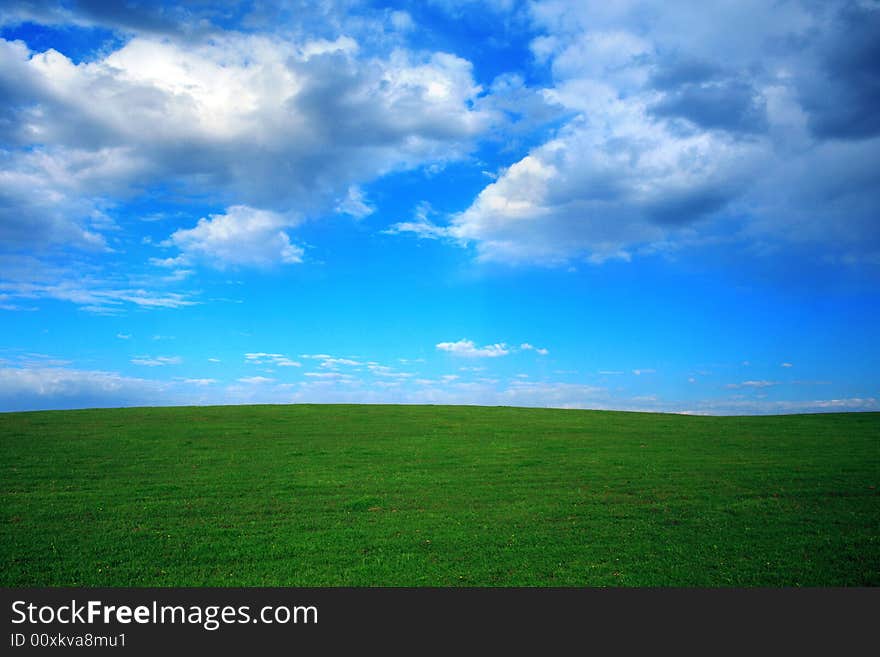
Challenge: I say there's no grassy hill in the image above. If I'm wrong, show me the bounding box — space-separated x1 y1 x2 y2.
1 404 877 586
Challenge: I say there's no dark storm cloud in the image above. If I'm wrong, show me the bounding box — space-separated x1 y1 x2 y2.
646 187 734 226
798 3 880 140
649 77 768 135
72 0 183 34
0 0 205 35
649 56 720 89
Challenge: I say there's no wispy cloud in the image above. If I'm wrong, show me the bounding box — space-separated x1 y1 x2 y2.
244 353 302 367
305 372 352 380
237 376 275 385
384 203 453 240
725 380 780 389
131 356 181 367
0 279 197 314
367 364 414 379
436 339 510 358
320 358 362 368
0 366 167 411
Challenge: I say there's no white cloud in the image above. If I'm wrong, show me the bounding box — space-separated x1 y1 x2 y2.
149 256 188 269
520 343 549 355
0 32 492 262
7 353 71 368
293 354 366 372
237 376 275 384
367 364 413 378
116 333 131 340
2 364 874 416
166 206 304 269
399 0 880 267
384 202 452 240
781 362 793 368
335 186 374 219
389 10 415 32
0 255 198 313
632 369 656 376
384 218 451 240
725 380 780 389
320 357 362 368
689 397 879 415
436 339 510 358
304 372 356 382
438 3 769 265
131 355 181 367
450 108 758 264
0 366 166 411
245 352 302 367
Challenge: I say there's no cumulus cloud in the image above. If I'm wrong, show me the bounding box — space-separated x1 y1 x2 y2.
0 32 490 209
164 206 303 269
0 27 493 279
520 343 549 355
449 100 759 264
436 339 510 357
422 0 880 267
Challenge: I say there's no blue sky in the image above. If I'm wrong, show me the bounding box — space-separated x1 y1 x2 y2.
0 0 878 414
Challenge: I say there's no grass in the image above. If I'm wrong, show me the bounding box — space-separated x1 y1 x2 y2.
1 404 878 587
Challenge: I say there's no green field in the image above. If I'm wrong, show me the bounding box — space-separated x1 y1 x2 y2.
1 405 878 587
